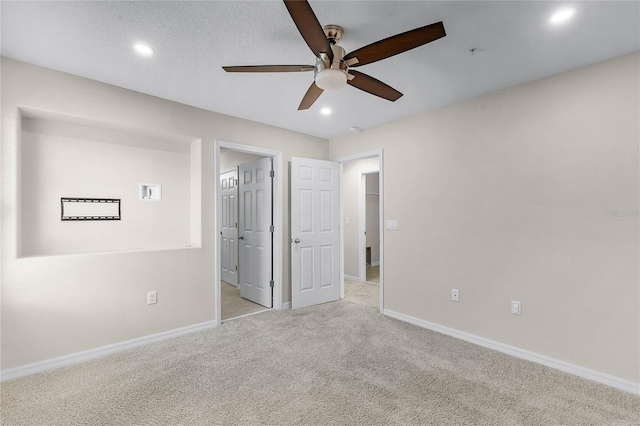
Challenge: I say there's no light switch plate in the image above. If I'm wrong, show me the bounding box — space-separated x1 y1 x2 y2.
386 219 399 230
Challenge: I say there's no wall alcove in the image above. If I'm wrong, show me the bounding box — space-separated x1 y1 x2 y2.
19 111 201 257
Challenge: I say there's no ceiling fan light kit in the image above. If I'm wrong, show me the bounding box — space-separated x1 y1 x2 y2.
315 68 347 90
314 44 349 90
223 0 446 110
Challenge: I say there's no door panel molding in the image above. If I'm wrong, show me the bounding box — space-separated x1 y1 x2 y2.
220 169 238 286
239 157 273 308
291 157 341 309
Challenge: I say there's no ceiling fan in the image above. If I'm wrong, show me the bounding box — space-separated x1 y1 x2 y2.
222 0 446 110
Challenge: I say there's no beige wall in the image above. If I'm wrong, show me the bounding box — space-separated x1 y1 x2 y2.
20 117 192 256
330 52 640 383
342 158 379 278
1 58 328 370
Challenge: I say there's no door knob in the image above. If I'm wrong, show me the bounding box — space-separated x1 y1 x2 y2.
294 238 300 244
239 235 244 240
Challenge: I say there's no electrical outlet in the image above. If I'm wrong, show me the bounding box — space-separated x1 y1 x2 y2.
511 300 521 316
147 291 157 305
451 289 460 302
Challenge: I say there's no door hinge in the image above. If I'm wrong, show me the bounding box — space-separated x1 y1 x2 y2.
269 280 274 288
235 179 238 185
269 170 275 178
235 265 238 271
270 225 274 233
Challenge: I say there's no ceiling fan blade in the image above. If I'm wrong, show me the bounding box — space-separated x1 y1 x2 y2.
347 70 403 102
283 0 333 63
223 65 314 73
344 21 445 67
298 82 324 110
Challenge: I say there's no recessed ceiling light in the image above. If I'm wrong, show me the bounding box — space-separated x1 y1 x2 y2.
320 107 332 116
550 8 576 24
133 43 154 56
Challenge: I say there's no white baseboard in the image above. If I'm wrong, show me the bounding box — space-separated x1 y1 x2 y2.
281 302 292 310
1 319 218 382
371 261 380 267
383 309 639 395
344 274 360 282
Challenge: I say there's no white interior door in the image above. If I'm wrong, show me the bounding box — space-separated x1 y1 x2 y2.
291 157 340 309
239 157 273 308
220 169 238 286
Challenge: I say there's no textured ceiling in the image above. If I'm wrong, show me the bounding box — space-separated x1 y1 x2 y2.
1 1 639 139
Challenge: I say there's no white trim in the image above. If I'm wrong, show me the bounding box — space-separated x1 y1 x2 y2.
281 302 292 310
0 320 218 382
383 309 640 395
335 149 384 314
344 274 360 282
214 140 284 327
371 261 380 267
221 308 272 323
335 150 382 164
339 163 345 299
378 153 384 314
274 154 284 310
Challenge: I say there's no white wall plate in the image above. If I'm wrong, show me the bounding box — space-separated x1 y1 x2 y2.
139 183 161 201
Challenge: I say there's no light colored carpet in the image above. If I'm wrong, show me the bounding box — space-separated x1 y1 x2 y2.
366 265 380 284
221 281 268 321
345 279 379 309
2 286 639 425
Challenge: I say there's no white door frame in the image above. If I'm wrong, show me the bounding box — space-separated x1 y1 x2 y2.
214 140 284 325
359 170 380 282
335 149 384 313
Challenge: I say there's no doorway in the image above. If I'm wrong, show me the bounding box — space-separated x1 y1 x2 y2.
363 172 380 284
215 142 284 324
288 153 383 312
219 154 271 320
336 150 384 313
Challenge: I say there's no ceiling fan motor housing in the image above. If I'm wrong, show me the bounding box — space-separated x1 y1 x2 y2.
323 24 344 44
314 44 348 90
